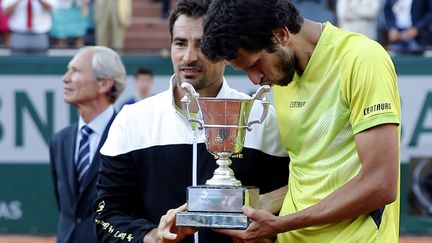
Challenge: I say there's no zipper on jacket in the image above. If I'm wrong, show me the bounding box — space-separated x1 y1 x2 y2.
192 129 199 243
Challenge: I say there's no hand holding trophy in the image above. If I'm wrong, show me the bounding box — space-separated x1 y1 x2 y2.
176 82 271 229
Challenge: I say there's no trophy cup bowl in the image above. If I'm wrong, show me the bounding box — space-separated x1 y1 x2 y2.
176 82 270 229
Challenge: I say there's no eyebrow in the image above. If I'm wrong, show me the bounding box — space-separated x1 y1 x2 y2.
172 37 186 42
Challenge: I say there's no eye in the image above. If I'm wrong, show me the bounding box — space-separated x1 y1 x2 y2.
173 40 186 47
251 59 260 68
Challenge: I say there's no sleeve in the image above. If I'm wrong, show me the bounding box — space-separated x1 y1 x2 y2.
413 0 432 31
384 0 396 29
94 154 156 243
49 135 60 211
94 107 156 243
340 41 401 135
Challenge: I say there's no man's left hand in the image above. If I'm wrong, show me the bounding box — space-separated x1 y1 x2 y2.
214 206 280 243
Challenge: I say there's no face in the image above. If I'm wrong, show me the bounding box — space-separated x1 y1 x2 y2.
171 15 225 95
229 47 297 87
135 74 153 99
62 50 101 106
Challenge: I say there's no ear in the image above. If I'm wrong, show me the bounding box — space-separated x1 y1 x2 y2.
273 27 290 45
97 77 115 94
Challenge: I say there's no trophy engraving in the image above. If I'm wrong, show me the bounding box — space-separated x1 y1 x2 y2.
176 82 270 229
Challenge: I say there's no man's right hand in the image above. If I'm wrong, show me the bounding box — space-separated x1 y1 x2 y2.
143 204 197 243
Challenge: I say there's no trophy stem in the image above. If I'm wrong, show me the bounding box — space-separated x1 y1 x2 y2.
206 153 242 187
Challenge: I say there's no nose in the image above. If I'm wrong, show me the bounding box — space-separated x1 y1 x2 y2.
246 69 264 85
62 71 71 83
182 46 199 64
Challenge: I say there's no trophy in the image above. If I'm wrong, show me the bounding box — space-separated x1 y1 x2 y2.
176 82 270 229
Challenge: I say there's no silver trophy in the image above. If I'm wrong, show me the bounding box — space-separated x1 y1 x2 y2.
176 82 270 229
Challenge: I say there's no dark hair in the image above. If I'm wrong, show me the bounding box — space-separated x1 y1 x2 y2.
134 67 154 78
201 0 304 62
168 0 211 41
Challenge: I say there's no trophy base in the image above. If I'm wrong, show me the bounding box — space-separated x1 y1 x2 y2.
176 211 248 229
176 185 259 229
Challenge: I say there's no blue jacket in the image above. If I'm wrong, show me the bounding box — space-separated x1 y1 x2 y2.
384 0 432 32
49 114 115 243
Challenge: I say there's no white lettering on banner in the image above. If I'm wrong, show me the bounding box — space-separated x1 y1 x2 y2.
0 75 431 164
0 201 23 220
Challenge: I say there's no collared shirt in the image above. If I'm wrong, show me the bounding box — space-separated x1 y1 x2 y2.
393 0 413 28
1 0 58 34
75 105 115 165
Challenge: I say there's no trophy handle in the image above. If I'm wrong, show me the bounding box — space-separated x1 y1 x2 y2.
247 85 271 131
181 83 204 130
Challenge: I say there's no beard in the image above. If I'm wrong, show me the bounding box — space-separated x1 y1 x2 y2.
174 63 205 90
274 48 297 87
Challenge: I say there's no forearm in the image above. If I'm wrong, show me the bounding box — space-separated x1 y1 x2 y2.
142 228 158 243
96 155 156 243
94 203 155 243
275 125 399 233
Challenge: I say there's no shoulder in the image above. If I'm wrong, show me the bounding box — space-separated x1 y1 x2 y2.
121 90 169 116
338 32 387 58
49 123 76 150
333 33 392 74
52 124 76 140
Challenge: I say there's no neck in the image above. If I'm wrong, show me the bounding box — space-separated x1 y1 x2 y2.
173 78 223 112
292 19 323 74
77 101 111 123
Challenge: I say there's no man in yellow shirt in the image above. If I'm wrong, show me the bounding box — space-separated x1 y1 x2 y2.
201 0 401 242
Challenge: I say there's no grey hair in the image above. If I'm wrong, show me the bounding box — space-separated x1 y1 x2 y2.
78 46 126 103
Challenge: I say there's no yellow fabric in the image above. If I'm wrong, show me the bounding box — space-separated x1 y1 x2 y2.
274 23 401 243
175 106 199 131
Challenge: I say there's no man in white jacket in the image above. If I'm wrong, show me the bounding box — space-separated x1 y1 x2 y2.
94 1 290 242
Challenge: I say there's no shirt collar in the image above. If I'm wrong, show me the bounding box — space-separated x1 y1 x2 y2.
168 75 231 108
78 105 115 136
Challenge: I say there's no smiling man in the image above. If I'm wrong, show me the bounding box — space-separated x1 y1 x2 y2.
94 0 290 243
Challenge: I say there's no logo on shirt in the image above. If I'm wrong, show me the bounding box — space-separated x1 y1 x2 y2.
363 103 392 115
290 101 306 108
